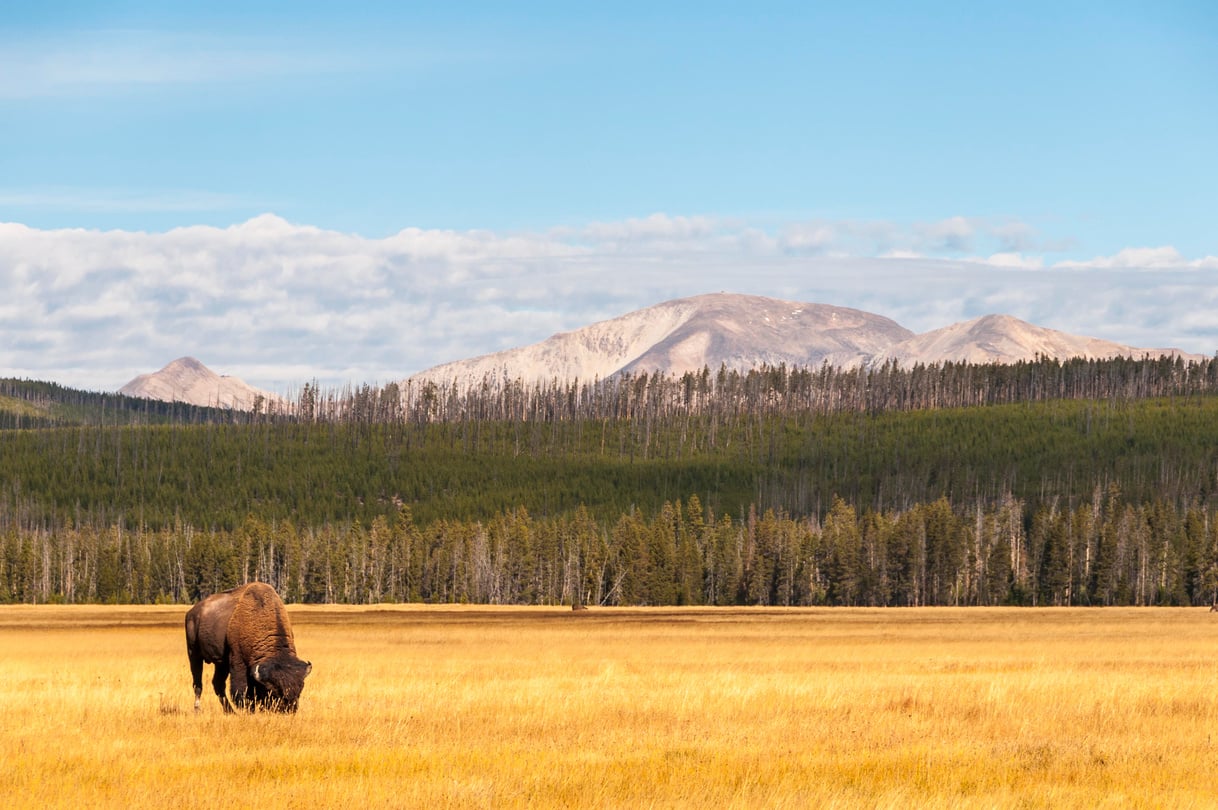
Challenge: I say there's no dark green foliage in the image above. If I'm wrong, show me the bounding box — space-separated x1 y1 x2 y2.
4 396 1218 532
3 356 1218 605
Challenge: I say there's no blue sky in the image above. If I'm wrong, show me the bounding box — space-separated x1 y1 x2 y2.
1 2 1216 390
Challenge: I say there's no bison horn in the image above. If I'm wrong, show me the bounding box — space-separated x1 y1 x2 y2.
253 663 264 684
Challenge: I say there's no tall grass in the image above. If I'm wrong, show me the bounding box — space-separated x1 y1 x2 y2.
2 605 1217 808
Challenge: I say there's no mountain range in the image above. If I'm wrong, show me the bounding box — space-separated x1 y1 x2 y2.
119 293 1204 408
405 293 1202 390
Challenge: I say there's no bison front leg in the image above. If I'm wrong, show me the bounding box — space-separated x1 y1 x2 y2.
228 663 257 713
212 661 234 713
250 678 271 711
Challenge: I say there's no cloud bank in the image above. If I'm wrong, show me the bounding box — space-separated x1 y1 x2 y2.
1 213 1215 393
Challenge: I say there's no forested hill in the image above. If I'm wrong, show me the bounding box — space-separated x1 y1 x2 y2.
0 378 254 429
4 395 1218 531
3 355 1218 607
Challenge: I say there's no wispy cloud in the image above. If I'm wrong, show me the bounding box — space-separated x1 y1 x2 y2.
0 29 378 100
1 213 1215 392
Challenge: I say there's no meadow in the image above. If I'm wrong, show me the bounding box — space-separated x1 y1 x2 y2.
3 605 1218 808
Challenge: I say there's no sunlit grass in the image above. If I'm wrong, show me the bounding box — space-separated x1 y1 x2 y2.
2 605 1217 808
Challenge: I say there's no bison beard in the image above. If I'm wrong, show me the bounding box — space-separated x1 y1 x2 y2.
185 582 312 713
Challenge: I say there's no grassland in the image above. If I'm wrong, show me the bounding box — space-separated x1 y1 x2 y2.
3 605 1218 808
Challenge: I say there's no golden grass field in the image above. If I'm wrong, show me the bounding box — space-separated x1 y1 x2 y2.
3 604 1218 809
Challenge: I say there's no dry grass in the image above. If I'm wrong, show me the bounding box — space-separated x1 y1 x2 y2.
3 605 1218 808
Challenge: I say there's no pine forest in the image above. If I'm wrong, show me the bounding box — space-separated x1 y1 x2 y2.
4 355 1218 607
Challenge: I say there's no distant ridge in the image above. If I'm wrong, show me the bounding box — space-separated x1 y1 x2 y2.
877 314 1195 367
407 293 1204 389
119 357 282 410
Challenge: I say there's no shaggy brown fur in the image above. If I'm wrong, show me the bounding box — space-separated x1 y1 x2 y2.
185 583 312 713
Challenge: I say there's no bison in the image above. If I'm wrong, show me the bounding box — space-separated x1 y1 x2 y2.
185 582 312 713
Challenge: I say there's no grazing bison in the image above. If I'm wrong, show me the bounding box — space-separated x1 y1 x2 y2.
185 582 312 713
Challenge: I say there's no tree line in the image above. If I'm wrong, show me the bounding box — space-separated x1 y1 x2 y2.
6 355 1217 432
4 353 1213 433
302 354 1218 425
2 487 1216 608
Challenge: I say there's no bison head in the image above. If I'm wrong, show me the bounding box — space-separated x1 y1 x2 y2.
252 658 312 712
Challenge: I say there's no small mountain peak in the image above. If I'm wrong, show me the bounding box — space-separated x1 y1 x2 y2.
120 358 281 411
163 356 211 374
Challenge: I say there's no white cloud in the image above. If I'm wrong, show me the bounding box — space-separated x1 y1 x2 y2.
1 214 1215 393
571 214 755 257
979 252 1045 269
991 221 1037 253
777 217 1052 259
579 213 720 243
780 222 837 253
916 216 975 253
1056 246 1218 270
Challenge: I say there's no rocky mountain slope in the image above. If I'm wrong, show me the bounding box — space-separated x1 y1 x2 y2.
408 293 1202 388
876 314 1192 367
119 357 281 410
408 293 914 387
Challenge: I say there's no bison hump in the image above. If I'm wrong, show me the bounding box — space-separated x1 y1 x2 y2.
227 583 297 661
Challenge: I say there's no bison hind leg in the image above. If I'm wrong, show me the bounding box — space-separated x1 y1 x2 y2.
189 651 205 713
